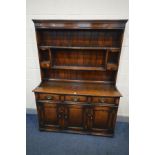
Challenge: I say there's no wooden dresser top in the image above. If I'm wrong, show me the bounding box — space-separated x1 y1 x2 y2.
33 81 121 97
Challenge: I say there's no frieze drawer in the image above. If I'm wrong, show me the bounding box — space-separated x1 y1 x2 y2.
91 97 116 104
65 95 87 102
36 93 60 101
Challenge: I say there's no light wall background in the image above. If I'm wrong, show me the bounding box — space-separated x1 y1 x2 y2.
26 0 129 117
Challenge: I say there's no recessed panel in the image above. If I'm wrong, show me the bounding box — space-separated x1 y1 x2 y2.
53 49 106 68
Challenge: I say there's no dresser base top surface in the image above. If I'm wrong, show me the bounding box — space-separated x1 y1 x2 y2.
33 81 121 97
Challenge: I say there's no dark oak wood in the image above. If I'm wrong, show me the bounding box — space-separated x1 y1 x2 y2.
33 20 127 136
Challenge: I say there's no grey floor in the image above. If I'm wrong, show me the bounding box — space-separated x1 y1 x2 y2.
26 114 129 155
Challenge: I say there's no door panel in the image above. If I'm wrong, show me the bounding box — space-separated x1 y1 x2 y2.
66 104 84 131
44 103 58 124
91 106 118 132
37 101 61 129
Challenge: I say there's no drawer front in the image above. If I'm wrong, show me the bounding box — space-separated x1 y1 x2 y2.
37 93 60 101
92 97 115 104
65 95 87 102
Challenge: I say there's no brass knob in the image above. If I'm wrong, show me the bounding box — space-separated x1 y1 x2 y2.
73 97 78 102
46 96 52 100
100 98 105 103
88 113 91 117
58 114 61 118
64 115 68 119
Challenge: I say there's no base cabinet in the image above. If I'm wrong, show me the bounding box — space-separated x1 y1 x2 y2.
36 100 118 136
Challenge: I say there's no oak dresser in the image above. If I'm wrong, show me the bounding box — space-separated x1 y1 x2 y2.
32 20 127 137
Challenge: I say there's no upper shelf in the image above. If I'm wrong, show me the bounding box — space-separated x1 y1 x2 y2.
39 45 121 51
52 65 106 71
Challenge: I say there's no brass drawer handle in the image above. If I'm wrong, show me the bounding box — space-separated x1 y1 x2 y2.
100 98 105 103
58 114 61 118
73 97 78 102
87 112 92 116
46 96 53 100
64 114 68 119
87 113 93 120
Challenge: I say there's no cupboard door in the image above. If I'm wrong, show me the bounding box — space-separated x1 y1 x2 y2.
65 104 85 131
37 101 61 130
91 105 118 133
